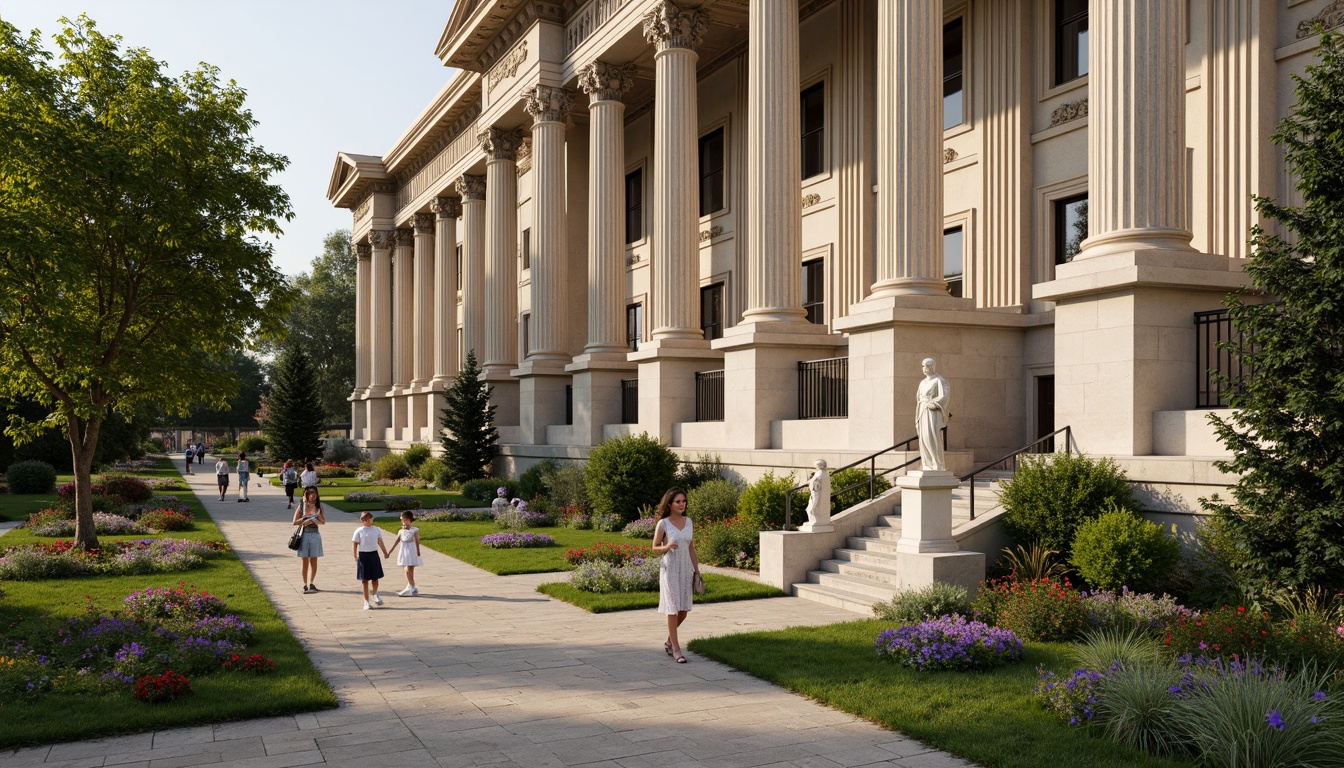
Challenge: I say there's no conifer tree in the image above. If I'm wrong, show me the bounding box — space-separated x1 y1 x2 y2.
1206 31 1344 595
264 348 326 463
440 350 498 482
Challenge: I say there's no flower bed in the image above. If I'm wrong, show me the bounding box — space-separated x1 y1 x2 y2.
570 556 661 593
419 506 494 522
343 491 390 503
480 532 555 548
564 541 651 567
1084 588 1192 633
0 539 227 581
145 478 187 491
122 497 193 519
875 615 1024 672
622 518 658 539
495 508 552 529
30 512 147 537
137 509 194 532
971 577 1089 642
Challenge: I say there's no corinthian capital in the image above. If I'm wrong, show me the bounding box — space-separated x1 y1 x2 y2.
455 174 486 201
414 212 435 235
368 229 395 250
522 85 574 124
432 195 462 218
642 2 709 51
393 227 415 247
478 127 524 161
355 242 372 260
578 61 636 101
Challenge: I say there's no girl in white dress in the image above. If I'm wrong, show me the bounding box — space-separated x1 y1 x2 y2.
386 510 424 596
652 487 699 663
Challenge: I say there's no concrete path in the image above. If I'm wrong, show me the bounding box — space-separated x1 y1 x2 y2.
5 455 976 768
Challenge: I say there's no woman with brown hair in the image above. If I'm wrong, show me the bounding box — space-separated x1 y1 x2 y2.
651 486 699 663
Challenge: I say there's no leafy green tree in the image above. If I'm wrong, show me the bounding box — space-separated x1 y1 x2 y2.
263 348 325 463
0 18 293 549
1205 31 1344 596
165 352 266 443
275 230 356 424
439 351 497 482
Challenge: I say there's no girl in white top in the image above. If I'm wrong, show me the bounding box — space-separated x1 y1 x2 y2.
214 458 230 501
300 462 319 489
385 510 424 596
651 486 699 664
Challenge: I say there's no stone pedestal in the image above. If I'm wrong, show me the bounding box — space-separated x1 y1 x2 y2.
629 339 722 443
714 322 845 449
565 354 635 446
896 470 959 553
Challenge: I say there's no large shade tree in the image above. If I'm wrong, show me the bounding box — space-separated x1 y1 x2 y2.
0 17 293 549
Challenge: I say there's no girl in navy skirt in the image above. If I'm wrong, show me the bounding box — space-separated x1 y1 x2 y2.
352 512 389 610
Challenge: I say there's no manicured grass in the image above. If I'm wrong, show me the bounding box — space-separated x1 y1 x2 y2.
687 619 1194 768
374 519 629 575
292 476 473 513
535 573 785 612
0 458 337 747
0 488 63 522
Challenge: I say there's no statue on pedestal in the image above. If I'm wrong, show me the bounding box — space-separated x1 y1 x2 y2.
801 459 833 531
915 358 950 472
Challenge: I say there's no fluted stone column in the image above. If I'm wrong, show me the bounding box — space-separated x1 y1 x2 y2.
354 242 372 392
1078 0 1194 257
871 0 946 297
522 86 572 363
392 228 415 388
431 196 461 383
456 175 486 364
643 2 708 341
412 213 435 388
368 230 394 391
479 128 522 427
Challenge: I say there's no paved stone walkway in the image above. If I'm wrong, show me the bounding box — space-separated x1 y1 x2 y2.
5 456 975 768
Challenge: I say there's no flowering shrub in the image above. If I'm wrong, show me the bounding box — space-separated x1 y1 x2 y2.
972 576 1089 642
420 506 493 522
344 491 389 503
564 542 651 567
121 497 193 519
124 584 226 621
145 478 187 490
23 508 71 530
622 518 658 539
1034 667 1106 726
1163 605 1275 660
875 615 1024 671
570 557 662 593
1084 588 1193 634
384 496 423 511
562 513 592 529
31 512 147 537
221 653 274 674
479 532 555 548
0 540 226 581
696 516 767 568
373 478 429 489
138 509 194 532
591 512 624 532
495 508 552 529
95 474 154 503
133 669 192 703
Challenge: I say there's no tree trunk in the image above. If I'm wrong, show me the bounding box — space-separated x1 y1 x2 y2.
69 416 103 551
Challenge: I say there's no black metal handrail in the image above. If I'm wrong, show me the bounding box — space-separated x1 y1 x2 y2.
695 369 724 421
798 356 848 419
620 378 639 424
958 425 1075 520
782 427 946 531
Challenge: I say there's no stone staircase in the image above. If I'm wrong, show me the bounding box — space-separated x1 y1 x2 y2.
791 472 1012 613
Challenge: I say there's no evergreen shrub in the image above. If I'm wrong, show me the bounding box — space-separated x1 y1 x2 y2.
737 471 794 531
237 436 267 454
416 457 447 484
402 443 432 470
517 459 558 501
999 452 1139 558
583 433 679 523
372 453 411 480
686 478 740 522
6 460 57 494
545 466 588 509
1070 506 1181 593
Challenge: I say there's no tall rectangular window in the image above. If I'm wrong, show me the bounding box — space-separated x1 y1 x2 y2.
520 228 531 270
700 283 724 340
625 169 643 243
801 82 826 179
454 244 462 296
944 227 964 298
944 18 965 129
698 128 725 217
1055 0 1088 85
626 303 642 351
802 259 825 324
1054 195 1088 265
521 313 530 358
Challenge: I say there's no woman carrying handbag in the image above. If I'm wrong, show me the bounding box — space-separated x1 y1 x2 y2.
292 486 326 594
652 487 700 663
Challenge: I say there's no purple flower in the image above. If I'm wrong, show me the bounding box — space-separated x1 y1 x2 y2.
1267 710 1285 731
1313 691 1327 702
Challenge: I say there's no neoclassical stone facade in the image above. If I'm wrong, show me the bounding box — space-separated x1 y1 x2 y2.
328 0 1340 515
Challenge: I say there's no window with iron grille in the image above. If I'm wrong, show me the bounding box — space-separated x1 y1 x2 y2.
699 128 725 217
802 259 825 324
625 169 643 243
626 302 642 351
801 82 825 179
700 283 724 340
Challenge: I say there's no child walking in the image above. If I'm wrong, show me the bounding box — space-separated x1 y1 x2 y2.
352 512 389 610
385 510 424 596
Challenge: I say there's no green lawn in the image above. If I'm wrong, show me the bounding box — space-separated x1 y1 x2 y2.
0 487 62 522
375 519 634 575
282 475 472 513
536 573 785 612
0 458 337 747
687 619 1193 768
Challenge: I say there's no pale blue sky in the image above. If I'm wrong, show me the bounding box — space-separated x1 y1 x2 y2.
0 0 459 277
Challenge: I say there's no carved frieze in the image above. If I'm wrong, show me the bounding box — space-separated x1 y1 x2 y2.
943 148 959 164
698 225 724 242
432 196 462 218
515 137 533 177
355 242 372 261
1049 97 1088 126
802 193 821 209
642 2 709 51
456 174 487 201
578 60 636 101
488 40 528 95
368 229 395 250
1298 0 1344 38
353 196 372 221
523 85 574 124
478 128 524 161
414 212 436 235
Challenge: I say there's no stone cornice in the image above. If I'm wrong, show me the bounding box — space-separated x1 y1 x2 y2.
641 2 709 51
479 127 524 161
414 213 436 235
578 60 636 101
432 196 463 218
523 84 574 123
456 174 487 201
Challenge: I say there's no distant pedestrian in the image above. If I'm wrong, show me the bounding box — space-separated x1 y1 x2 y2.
184 445 195 475
300 462 319 490
293 486 325 593
236 452 251 502
281 460 299 509
215 457 230 501
385 510 423 596
196 441 205 465
353 512 388 610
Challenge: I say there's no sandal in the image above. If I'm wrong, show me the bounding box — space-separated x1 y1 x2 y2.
664 641 673 657
675 655 687 664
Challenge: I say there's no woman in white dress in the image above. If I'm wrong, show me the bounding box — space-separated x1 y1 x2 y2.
652 486 699 663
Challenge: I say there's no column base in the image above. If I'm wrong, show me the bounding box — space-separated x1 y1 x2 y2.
563 355 637 446
511 359 572 445
627 338 722 443
481 368 520 431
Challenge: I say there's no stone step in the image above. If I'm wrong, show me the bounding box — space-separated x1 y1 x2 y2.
832 547 903 569
846 535 903 555
808 569 903 600
791 581 882 614
862 525 903 542
820 558 902 586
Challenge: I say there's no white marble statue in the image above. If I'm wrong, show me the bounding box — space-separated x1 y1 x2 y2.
803 459 832 530
915 358 950 472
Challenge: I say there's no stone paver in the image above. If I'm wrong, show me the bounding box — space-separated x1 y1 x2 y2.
3 455 978 768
